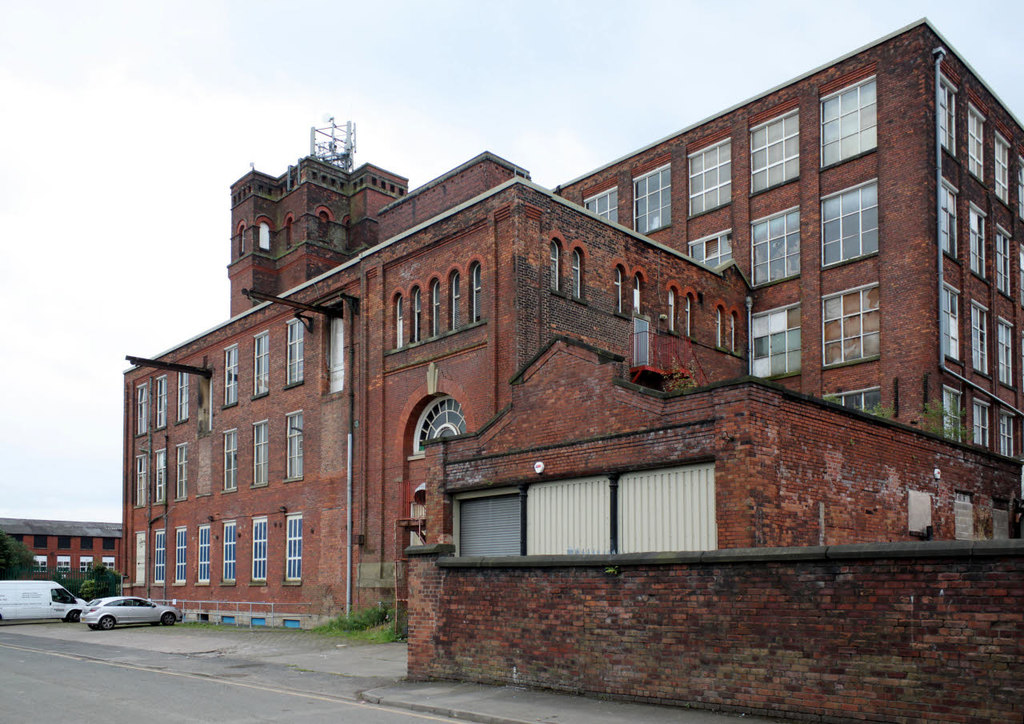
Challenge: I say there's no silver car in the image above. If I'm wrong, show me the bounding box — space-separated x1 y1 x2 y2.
82 596 182 630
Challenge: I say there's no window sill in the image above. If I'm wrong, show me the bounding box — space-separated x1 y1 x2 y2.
998 380 1016 392
407 452 426 462
822 250 878 270
250 482 269 490
174 496 187 503
195 582 210 587
175 418 189 426
282 579 302 586
637 222 672 235
283 380 305 390
283 476 303 484
971 369 992 381
385 320 487 356
822 354 880 371
220 581 236 587
222 401 238 410
942 250 960 265
820 146 876 172
251 392 269 401
753 273 801 289
172 582 186 587
748 176 798 200
687 202 730 221
970 270 989 284
222 487 238 495
249 581 267 587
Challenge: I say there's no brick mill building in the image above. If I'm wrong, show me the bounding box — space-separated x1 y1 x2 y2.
123 19 1021 625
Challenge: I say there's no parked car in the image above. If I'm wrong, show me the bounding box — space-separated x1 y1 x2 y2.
81 597 182 630
0 581 87 622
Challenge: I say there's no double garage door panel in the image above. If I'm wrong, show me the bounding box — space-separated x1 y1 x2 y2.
619 463 716 553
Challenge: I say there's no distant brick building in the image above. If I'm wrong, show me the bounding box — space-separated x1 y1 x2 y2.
123 19 1021 625
0 518 122 573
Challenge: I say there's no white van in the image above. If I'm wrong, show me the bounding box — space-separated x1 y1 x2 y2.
0 581 87 622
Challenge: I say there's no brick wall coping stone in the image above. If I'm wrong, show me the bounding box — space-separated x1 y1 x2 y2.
406 539 1024 566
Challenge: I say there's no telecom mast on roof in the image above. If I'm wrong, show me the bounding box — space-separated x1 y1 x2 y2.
310 117 356 171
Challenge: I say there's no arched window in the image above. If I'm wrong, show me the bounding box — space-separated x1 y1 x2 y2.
430 280 441 337
572 249 582 298
614 266 624 314
685 294 693 336
411 287 421 344
284 215 293 246
668 289 676 332
470 262 482 323
258 222 271 251
237 222 247 256
415 396 466 453
633 274 642 313
450 271 461 330
550 241 561 292
730 311 737 351
395 295 405 348
716 307 723 348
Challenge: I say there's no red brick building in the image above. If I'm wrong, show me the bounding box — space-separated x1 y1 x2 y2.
0 518 121 573
123 19 1021 625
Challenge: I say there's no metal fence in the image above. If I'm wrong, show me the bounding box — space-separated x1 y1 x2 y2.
1 567 122 600
148 597 314 629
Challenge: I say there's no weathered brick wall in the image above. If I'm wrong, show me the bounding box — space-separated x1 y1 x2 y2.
406 543 1024 723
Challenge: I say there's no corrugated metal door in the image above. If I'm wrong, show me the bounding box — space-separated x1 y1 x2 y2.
619 463 716 552
527 476 610 555
458 494 520 556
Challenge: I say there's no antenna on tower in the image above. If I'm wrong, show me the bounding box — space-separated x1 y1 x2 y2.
310 117 357 172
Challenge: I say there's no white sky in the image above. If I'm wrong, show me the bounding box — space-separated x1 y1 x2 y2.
1 0 1022 523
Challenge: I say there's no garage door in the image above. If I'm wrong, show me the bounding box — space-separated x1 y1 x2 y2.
619 463 716 553
458 494 520 556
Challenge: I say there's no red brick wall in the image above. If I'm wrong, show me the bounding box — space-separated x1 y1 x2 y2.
406 543 1024 723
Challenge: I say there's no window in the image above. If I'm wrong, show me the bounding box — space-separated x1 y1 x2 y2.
286 514 302 581
835 387 881 412
253 332 269 395
1020 246 1024 304
939 77 956 153
667 289 676 332
822 286 880 365
154 449 166 503
689 142 730 216
999 411 1015 456
689 231 732 267
996 229 1011 295
430 280 441 336
614 267 623 314
102 556 115 567
973 400 990 447
287 411 303 480
223 429 237 491
103 537 116 550
821 77 877 165
942 285 959 361
632 274 641 313
33 555 46 571
940 184 957 256
729 312 736 351
223 521 236 582
78 556 93 572
56 556 70 573
153 529 166 583
253 421 268 486
752 306 801 376
998 320 1013 385
224 345 238 405
175 443 188 499
821 181 878 265
571 251 582 298
969 206 985 276
943 387 962 440
995 134 1009 202
549 242 560 292
635 164 672 232
416 396 466 454
470 262 482 321
175 527 187 583
971 302 988 374
155 376 167 428
751 111 799 192
33 534 47 548
450 271 461 329
715 308 723 347
394 294 404 348
177 372 189 422
135 454 147 506
197 525 210 584
968 105 984 178
286 319 304 385
410 287 421 343
752 209 800 285
57 536 71 549
136 383 149 435
258 222 270 250
251 517 267 582
80 536 93 550
684 294 692 336
1019 157 1024 218
585 187 618 222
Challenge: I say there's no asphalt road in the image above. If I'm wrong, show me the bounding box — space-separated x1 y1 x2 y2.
0 621 455 723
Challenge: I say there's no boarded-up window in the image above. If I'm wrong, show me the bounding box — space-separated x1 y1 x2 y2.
527 476 610 555
458 495 520 556
908 490 932 535
992 499 1009 540
619 463 716 553
954 492 974 540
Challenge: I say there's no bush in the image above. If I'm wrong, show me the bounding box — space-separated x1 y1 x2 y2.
314 603 404 642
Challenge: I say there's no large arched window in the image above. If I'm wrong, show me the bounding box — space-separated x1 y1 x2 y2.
430 280 441 337
571 249 583 298
415 396 466 453
395 294 404 348
550 241 561 292
470 262 482 323
450 271 461 330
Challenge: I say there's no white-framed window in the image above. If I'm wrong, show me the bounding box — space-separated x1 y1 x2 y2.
175 443 188 500
835 387 882 412
430 280 441 336
995 133 1010 202
715 308 723 348
286 514 303 581
251 517 268 582
153 529 166 584
973 399 990 447
823 285 880 365
752 305 801 377
286 318 304 385
999 411 1015 456
79 555 93 573
222 521 236 582
197 525 210 584
411 287 421 344
154 448 167 503
155 375 167 429
287 411 303 480
136 383 149 435
450 271 461 329
224 345 238 405
636 164 673 231
689 142 731 216
223 429 237 491
632 274 641 313
728 312 736 352
689 231 732 267
996 228 1011 295
470 262 482 322
32 555 46 571
1018 156 1024 219
56 555 71 573
940 184 957 256
969 206 986 276
998 319 1013 385
253 420 268 486
102 556 115 568
751 111 799 192
821 77 877 166
667 289 676 333
821 180 878 265
395 294 404 348
752 209 800 285
571 250 582 299
253 331 269 395
968 105 984 179
258 221 271 250
942 285 960 361
684 294 692 336
939 76 956 154
971 302 988 374
943 386 962 440
415 396 466 454
177 372 189 422
584 187 618 222
135 454 147 506
614 267 623 314
175 527 187 583
549 242 560 292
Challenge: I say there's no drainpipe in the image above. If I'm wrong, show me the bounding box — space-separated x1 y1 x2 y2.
345 294 358 616
745 296 753 375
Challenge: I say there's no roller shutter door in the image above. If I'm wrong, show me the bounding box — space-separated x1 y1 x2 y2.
459 494 520 556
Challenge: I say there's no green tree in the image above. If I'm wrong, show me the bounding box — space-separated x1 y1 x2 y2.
0 528 34 575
